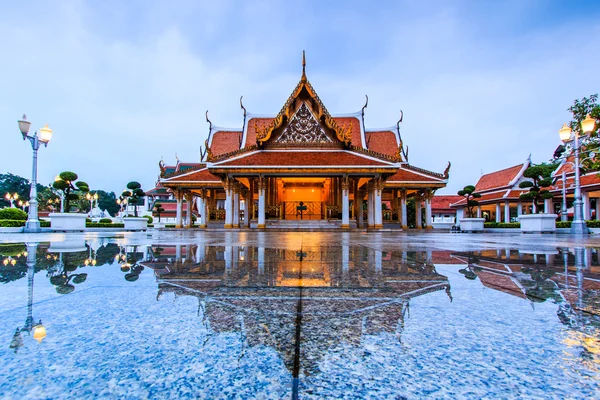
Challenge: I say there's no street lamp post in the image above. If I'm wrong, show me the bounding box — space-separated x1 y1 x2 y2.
86 192 98 214
559 114 596 234
5 193 19 208
18 200 30 211
18 115 53 233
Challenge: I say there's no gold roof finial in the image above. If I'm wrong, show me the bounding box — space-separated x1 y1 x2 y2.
302 50 306 80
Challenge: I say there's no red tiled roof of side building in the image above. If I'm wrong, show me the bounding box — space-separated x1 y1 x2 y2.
214 151 395 167
431 195 463 212
476 164 525 191
550 173 600 191
164 168 221 182
387 168 441 182
477 271 526 299
336 117 363 148
431 251 468 264
245 118 273 147
365 131 397 157
211 131 243 156
452 190 513 206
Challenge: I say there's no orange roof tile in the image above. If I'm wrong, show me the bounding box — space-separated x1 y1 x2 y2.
477 271 526 299
476 164 524 191
432 195 463 212
387 168 442 182
214 151 395 167
336 117 363 148
245 118 272 147
211 131 242 156
365 131 397 157
164 168 221 182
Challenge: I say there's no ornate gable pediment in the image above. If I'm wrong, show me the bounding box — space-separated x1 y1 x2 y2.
274 102 333 145
255 54 352 148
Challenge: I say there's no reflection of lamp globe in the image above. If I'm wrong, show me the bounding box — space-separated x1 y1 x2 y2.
33 322 46 343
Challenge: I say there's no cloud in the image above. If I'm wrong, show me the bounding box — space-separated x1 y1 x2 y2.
0 0 598 196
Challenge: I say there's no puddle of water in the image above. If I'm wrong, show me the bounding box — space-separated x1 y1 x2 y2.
0 239 599 399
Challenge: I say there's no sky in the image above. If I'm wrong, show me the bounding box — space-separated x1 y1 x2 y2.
0 0 599 195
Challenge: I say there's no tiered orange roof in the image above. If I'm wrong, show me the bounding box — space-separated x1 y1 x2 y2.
431 195 463 212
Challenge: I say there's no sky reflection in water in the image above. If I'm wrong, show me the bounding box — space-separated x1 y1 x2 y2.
0 239 599 399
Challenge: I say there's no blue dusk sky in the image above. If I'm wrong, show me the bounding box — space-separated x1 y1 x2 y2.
0 0 599 194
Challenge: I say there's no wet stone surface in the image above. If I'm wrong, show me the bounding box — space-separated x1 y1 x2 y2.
0 231 599 399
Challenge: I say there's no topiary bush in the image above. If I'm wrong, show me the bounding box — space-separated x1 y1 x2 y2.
52 171 90 212
0 208 27 221
86 222 124 228
556 221 572 228
585 220 600 228
484 222 520 229
122 182 145 217
99 218 113 224
0 220 26 227
40 221 50 228
143 215 153 224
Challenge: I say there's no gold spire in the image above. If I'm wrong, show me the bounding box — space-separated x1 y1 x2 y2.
302 50 306 80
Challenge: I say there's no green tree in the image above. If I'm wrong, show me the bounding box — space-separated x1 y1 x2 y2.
0 173 46 207
122 182 145 217
37 185 61 211
567 95 600 171
154 203 165 222
96 190 120 216
519 163 556 213
457 185 481 218
52 172 90 212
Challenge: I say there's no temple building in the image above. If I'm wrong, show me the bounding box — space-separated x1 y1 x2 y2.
450 157 531 222
156 54 449 229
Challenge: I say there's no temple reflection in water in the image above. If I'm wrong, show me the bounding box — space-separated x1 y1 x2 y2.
143 244 452 375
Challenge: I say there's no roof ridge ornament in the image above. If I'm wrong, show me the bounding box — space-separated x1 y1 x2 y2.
302 50 306 81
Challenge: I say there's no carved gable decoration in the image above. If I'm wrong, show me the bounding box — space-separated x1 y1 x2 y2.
275 103 333 144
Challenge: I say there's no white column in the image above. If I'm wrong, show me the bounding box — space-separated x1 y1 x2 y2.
342 179 350 229
197 194 207 228
583 192 590 220
425 191 432 229
374 182 383 228
375 250 382 273
196 244 205 263
258 178 266 228
244 186 252 227
415 194 422 229
544 198 553 215
367 184 374 228
400 190 408 229
456 208 464 225
224 183 233 228
517 202 523 216
477 205 482 218
495 203 502 223
233 184 240 228
504 201 510 223
175 190 183 228
185 193 193 228
175 244 182 263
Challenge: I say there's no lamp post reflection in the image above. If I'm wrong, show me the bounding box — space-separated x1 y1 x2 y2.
9 243 46 353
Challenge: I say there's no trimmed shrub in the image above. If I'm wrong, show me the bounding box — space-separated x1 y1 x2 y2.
165 224 176 228
86 218 92 223
484 222 520 229
40 221 50 228
0 243 27 256
86 222 124 228
556 221 572 228
0 208 27 221
585 220 600 228
143 215 153 224
0 219 26 227
99 218 113 224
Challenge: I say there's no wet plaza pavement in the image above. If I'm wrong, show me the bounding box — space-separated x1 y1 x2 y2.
0 231 599 398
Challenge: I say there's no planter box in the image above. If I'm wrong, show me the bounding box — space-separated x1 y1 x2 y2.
518 214 557 233
431 221 455 230
0 227 24 233
459 218 485 232
50 213 87 231
123 217 148 231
